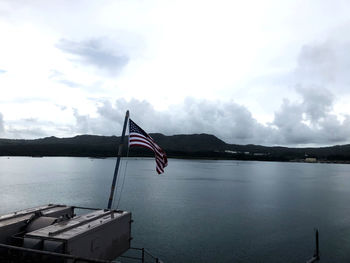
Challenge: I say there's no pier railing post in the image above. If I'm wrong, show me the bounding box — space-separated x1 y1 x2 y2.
315 229 319 260
306 228 320 263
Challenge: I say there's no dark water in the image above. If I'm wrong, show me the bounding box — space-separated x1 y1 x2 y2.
1 157 350 262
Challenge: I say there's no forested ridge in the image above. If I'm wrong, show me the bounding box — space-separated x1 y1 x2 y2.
1 134 350 162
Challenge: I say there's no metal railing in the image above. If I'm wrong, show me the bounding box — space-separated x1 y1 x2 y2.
0 243 117 263
119 247 162 263
0 243 162 263
306 229 320 263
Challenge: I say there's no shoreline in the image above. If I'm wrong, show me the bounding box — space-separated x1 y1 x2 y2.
1 155 350 164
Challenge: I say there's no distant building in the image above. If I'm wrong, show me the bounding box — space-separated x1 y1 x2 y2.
305 157 317 163
225 150 237 154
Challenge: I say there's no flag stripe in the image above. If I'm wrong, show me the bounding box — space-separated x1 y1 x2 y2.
129 119 167 174
129 133 163 152
129 138 164 158
129 133 165 157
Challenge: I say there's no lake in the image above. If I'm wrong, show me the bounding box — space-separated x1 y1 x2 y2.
1 157 350 262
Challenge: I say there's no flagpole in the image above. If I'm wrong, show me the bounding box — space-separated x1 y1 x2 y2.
107 110 129 210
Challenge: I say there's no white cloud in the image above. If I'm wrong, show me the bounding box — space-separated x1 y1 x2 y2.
68 95 350 146
1 0 350 146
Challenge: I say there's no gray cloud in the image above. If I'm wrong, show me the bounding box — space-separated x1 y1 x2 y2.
257 37 350 146
174 98 272 144
281 39 350 145
6 127 48 139
4 118 72 139
246 37 350 121
0 114 64 139
273 98 315 144
56 38 129 74
295 40 350 92
272 87 350 145
49 70 105 92
297 86 333 123
296 43 337 83
71 98 275 145
49 70 80 88
5 118 49 139
72 109 92 134
69 93 350 146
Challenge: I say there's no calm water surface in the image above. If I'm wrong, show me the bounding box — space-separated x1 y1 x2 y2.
1 157 350 262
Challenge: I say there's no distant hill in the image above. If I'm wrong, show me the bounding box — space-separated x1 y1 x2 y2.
149 133 227 151
1 134 350 162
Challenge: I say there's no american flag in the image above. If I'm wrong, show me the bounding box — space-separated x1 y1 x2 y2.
129 119 168 174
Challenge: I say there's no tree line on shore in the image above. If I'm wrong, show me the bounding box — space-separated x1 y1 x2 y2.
0 134 350 162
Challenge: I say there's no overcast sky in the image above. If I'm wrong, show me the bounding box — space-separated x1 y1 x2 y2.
1 0 350 146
